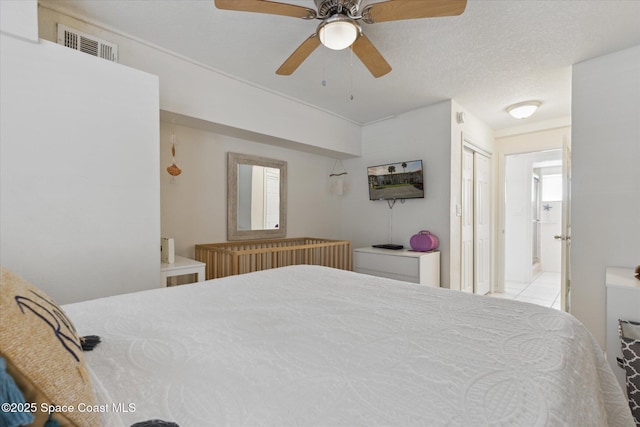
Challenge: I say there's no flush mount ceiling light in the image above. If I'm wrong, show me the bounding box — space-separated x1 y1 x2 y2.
506 101 541 119
318 15 360 50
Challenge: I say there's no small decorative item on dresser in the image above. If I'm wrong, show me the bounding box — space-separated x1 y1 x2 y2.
635 265 640 280
410 230 439 252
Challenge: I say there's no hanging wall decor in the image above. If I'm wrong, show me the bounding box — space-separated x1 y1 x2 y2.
329 159 348 196
167 126 182 177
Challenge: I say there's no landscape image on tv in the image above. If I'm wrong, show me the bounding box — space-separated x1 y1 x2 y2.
367 160 424 200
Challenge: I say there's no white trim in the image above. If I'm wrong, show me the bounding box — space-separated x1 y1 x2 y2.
494 116 571 139
463 137 492 158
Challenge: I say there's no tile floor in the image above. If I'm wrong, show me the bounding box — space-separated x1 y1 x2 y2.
488 272 561 310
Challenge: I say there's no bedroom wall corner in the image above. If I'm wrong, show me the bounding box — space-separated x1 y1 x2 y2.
571 44 640 349
0 34 160 304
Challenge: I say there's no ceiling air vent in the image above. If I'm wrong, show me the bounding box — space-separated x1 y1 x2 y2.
57 24 118 63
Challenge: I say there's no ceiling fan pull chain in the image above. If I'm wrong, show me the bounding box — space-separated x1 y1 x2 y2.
349 48 354 101
321 44 327 87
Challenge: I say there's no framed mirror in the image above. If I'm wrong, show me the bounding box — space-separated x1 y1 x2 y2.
227 152 287 241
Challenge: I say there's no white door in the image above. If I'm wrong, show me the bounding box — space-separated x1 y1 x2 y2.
264 167 280 229
474 152 491 295
558 140 572 312
461 148 474 293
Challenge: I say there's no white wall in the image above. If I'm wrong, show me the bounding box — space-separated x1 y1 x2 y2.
37 5 362 158
539 166 562 273
160 123 342 258
540 203 562 273
341 102 453 286
571 45 640 349
0 34 160 304
1 0 38 42
504 154 533 283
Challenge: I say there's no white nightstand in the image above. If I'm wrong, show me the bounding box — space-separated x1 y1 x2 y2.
353 247 440 287
160 255 206 287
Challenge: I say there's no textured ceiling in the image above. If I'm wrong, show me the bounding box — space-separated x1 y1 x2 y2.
41 0 640 130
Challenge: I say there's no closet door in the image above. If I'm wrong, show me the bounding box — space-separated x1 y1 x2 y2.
461 146 491 295
461 148 475 293
474 153 491 295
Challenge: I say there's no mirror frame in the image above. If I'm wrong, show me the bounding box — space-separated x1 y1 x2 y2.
227 152 287 241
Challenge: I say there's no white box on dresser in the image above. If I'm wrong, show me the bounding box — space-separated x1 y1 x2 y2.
353 247 440 287
605 267 640 389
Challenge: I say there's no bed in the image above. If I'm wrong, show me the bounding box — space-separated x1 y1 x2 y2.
1 265 634 426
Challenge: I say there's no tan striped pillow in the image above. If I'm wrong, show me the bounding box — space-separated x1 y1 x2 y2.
0 267 99 427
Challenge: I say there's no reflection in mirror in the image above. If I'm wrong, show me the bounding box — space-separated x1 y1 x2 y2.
237 164 280 231
228 153 287 241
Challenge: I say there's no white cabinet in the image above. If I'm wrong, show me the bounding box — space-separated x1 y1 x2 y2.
353 247 440 287
605 267 640 389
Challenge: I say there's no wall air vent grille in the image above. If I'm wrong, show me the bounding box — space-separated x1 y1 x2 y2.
57 24 118 63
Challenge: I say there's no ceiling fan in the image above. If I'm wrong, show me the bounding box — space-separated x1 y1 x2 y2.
214 0 467 78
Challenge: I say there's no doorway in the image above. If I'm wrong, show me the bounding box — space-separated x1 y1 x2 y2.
502 149 563 309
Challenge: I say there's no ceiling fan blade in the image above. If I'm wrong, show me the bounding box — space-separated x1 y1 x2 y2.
362 0 467 24
276 34 321 75
214 0 316 19
350 34 392 78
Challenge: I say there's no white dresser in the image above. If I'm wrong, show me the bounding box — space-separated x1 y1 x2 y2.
605 266 640 389
353 247 440 287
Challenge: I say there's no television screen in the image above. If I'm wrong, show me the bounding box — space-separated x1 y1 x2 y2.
367 160 424 201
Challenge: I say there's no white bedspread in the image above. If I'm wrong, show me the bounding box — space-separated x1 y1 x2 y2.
63 265 633 426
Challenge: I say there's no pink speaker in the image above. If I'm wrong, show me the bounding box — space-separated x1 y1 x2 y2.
410 231 439 252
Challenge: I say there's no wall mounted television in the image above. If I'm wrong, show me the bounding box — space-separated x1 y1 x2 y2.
367 160 424 201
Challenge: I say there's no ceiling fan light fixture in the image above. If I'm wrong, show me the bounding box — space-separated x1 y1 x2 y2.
318 15 359 50
506 100 541 119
